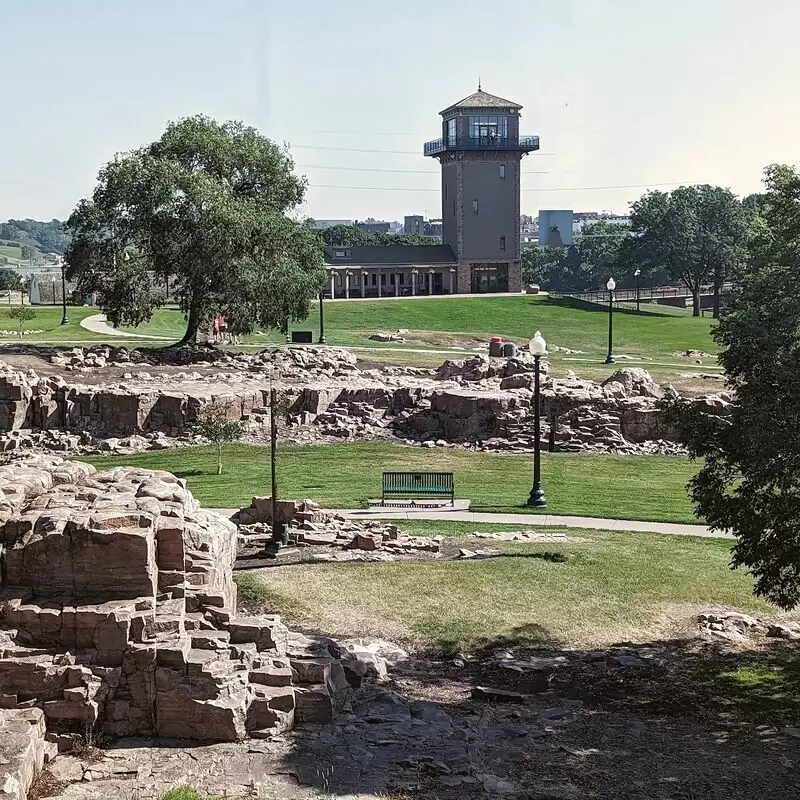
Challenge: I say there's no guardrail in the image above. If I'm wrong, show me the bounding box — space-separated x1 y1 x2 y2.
548 286 715 304
423 135 540 156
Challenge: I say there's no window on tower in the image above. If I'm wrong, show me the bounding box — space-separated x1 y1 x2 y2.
472 200 479 215
469 115 508 143
447 118 456 146
499 164 506 179
500 236 506 251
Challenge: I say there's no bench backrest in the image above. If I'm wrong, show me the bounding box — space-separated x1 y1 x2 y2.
382 471 454 495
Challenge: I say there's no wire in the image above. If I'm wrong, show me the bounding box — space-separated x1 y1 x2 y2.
293 143 556 156
308 180 704 193
298 164 551 176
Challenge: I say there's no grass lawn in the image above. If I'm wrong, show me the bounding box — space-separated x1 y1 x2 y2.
82 442 701 523
236 522 782 652
122 295 717 364
0 305 145 343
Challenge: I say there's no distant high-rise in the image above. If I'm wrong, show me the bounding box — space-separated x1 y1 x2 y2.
424 87 539 293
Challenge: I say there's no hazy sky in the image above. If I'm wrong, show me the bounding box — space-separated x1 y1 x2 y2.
2 0 799 223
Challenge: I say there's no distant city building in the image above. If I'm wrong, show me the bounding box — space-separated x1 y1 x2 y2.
355 219 391 234
538 211 574 246
404 215 425 236
310 219 355 230
571 211 631 234
323 86 540 295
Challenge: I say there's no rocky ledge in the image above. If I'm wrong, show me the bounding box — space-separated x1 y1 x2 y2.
0 454 391 795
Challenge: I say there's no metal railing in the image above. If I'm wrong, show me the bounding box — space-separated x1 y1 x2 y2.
548 285 718 304
424 135 540 156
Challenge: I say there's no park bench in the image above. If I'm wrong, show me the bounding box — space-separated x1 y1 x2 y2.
379 471 455 507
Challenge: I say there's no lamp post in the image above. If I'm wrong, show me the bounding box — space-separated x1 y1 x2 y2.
50 276 57 306
634 268 641 313
605 277 616 364
527 330 548 508
60 261 69 325
318 286 326 344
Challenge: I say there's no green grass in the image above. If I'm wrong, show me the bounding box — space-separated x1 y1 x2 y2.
122 295 717 364
0 244 22 262
0 305 148 343
82 442 701 523
241 524 781 651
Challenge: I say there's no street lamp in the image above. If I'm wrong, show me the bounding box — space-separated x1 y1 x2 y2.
605 277 616 364
60 261 69 325
634 268 641 313
527 330 548 508
318 286 326 344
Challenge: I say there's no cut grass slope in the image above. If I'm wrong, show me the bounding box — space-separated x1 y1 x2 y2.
123 295 717 363
82 443 701 523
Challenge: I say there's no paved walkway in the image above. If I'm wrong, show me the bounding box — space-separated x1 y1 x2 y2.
80 314 171 340
211 506 726 539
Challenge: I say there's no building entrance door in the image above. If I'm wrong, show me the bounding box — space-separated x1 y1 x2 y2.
432 272 444 294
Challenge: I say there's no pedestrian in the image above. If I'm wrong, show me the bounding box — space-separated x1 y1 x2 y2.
219 316 229 343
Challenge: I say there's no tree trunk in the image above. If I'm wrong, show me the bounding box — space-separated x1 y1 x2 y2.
712 263 721 319
692 285 701 317
217 442 222 475
176 302 202 347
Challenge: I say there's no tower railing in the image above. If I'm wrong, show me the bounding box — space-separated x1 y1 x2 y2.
423 135 540 156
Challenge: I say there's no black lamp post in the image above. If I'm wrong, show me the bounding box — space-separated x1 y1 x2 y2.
527 330 548 507
318 287 326 344
634 268 641 313
605 277 616 364
60 262 69 325
51 277 57 306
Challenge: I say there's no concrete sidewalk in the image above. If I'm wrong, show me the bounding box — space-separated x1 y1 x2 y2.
212 506 726 539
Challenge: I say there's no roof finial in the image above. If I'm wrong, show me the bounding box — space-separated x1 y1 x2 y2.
478 74 482 91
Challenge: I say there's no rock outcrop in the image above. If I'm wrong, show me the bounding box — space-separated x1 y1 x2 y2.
0 455 356 748
0 351 731 457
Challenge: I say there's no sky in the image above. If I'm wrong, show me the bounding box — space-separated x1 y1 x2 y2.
2 0 800 223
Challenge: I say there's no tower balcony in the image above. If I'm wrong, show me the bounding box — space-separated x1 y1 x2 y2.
423 135 540 157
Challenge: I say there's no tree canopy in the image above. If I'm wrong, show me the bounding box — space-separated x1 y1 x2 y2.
522 221 630 291
628 185 750 317
65 115 325 344
667 164 800 609
319 224 439 247
0 219 69 255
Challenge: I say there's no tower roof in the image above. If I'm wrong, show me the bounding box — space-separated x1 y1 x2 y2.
441 88 523 115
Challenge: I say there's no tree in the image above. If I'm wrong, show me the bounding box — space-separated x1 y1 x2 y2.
0 270 21 291
521 222 628 292
666 164 800 609
8 306 36 334
321 225 439 247
628 185 750 317
64 115 326 345
195 402 246 475
20 245 36 262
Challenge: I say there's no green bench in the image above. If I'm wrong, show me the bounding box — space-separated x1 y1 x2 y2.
380 471 455 507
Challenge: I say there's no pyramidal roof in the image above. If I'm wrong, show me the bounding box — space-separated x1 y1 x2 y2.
441 88 523 115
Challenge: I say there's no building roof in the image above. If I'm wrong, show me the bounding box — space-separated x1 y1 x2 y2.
441 88 523 115
324 245 456 267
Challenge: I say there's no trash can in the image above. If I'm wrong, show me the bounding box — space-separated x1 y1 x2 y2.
489 337 504 357
502 342 518 358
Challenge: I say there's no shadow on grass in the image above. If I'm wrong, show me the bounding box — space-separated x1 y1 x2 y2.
545 294 675 318
172 469 205 479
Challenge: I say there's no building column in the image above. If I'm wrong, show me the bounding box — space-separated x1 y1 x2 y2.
428 271 434 294
345 271 350 300
377 270 382 298
329 271 335 300
360 272 366 298
411 270 417 296
395 273 400 297
449 269 455 295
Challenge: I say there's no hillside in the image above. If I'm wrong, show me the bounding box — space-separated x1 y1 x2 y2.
0 218 69 256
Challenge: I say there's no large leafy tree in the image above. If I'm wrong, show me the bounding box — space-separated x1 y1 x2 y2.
65 116 325 344
668 164 800 609
628 185 750 317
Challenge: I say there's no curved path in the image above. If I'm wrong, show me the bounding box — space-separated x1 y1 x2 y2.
80 314 171 341
211 507 723 539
